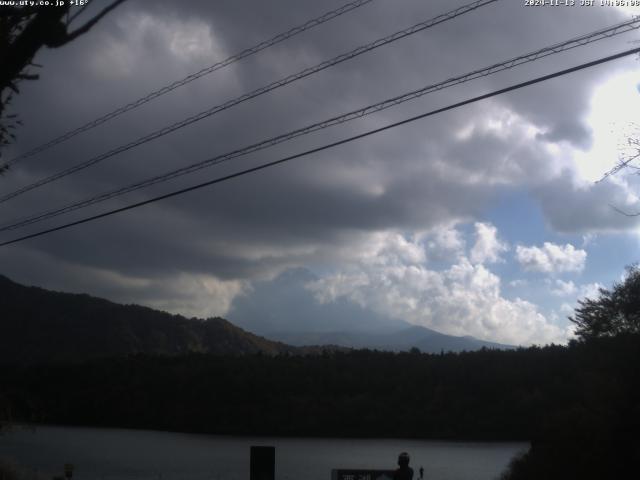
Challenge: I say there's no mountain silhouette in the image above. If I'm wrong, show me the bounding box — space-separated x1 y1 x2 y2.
271 325 514 353
0 275 304 364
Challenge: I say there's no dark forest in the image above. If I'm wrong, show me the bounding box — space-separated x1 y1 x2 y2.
2 333 639 479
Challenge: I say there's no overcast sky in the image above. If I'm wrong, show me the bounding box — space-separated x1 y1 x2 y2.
2 0 640 345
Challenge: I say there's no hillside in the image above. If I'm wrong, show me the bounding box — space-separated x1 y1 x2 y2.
0 275 302 364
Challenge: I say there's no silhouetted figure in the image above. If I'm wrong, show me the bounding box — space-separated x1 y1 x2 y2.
419 466 424 479
393 452 414 480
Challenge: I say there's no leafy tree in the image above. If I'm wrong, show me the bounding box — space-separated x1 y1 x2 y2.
0 1 126 168
570 264 640 340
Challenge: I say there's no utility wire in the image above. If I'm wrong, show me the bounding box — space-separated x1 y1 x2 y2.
1 46 639 248
2 18 639 233
0 0 499 204
0 0 377 169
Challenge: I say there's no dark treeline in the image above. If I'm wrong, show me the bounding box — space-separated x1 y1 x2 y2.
1 335 638 444
2 336 639 478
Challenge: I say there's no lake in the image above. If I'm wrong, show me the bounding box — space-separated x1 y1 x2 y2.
0 425 527 480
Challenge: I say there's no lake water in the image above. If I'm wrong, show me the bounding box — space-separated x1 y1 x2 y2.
0 425 527 480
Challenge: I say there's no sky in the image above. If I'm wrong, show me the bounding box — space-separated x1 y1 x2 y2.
1 0 640 346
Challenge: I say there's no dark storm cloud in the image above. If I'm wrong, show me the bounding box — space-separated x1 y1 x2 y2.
535 171 640 233
1 0 638 314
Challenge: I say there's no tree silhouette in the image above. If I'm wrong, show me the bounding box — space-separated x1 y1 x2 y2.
570 264 640 340
0 1 126 168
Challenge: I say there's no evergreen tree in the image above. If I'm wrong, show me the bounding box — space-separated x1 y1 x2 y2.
570 264 640 340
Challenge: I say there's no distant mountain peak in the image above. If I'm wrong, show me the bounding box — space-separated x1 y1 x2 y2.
267 324 514 353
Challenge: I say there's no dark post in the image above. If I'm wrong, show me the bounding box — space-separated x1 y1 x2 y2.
63 464 74 479
250 446 275 480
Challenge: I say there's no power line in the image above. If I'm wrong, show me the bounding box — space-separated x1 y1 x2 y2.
2 18 639 233
0 0 499 204
0 0 377 169
2 46 638 248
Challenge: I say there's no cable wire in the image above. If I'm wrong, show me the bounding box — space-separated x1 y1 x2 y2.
0 0 377 168
0 0 499 204
2 18 639 233
1 46 639 248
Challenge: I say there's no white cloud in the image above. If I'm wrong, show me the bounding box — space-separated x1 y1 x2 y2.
582 233 596 247
515 242 586 273
572 71 640 183
578 282 604 301
307 233 568 346
470 222 508 264
560 303 574 315
551 279 577 297
145 274 248 318
89 11 225 78
425 225 465 260
343 231 427 267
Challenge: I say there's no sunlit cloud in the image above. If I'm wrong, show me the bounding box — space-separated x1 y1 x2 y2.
515 242 587 274
573 69 640 183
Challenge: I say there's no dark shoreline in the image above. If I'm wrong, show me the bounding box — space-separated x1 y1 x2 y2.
3 422 533 445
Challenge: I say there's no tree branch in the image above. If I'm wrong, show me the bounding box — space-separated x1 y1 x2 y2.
65 0 126 43
67 5 90 26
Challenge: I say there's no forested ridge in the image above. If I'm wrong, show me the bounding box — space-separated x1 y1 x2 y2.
0 274 330 363
1 335 638 444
